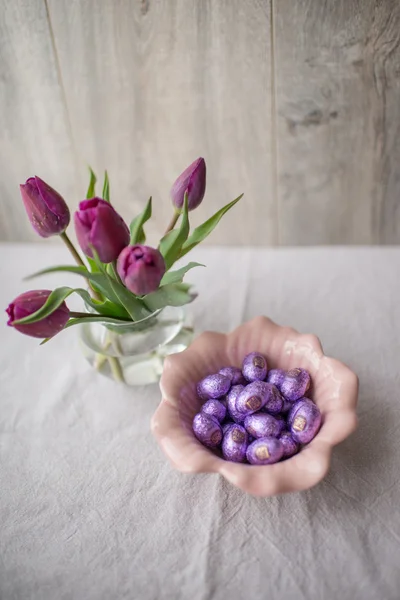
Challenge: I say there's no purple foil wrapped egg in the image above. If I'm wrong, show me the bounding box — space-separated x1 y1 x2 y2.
192 413 223 448
219 366 246 385
279 430 300 458
244 413 282 439
266 368 286 390
246 437 284 465
197 373 231 400
263 383 284 414
288 398 322 444
222 424 248 462
226 384 246 423
236 381 268 415
242 352 268 382
281 368 311 402
202 399 227 422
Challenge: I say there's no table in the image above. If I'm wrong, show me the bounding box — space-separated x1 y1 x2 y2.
1 244 400 600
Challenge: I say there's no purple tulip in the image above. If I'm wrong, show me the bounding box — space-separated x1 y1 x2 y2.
171 157 206 211
117 245 166 296
74 198 130 263
6 290 69 339
20 176 70 237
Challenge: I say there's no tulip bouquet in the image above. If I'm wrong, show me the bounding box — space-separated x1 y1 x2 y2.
6 158 242 382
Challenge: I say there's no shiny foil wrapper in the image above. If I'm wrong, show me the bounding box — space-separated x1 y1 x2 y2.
246 436 284 465
222 424 248 462
197 373 231 401
242 352 268 382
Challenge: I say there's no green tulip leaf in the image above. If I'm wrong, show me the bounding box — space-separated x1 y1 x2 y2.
64 315 132 328
130 197 152 245
107 278 151 321
86 167 97 198
87 254 148 318
12 287 75 325
25 265 89 280
159 195 189 270
39 311 130 344
160 262 204 286
86 257 101 273
80 292 130 319
25 264 131 309
12 286 133 326
179 194 243 258
143 282 195 312
102 170 110 202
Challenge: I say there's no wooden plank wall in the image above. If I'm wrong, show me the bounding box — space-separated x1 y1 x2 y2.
0 0 399 245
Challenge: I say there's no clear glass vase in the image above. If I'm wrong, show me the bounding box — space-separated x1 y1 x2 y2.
78 306 193 385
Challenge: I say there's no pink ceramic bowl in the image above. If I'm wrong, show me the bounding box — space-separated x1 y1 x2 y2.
151 316 359 496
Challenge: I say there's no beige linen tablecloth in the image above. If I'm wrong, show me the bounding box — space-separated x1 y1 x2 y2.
1 244 399 600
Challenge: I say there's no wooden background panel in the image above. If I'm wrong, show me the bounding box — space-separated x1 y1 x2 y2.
1 0 399 245
0 0 77 242
273 0 400 245
46 0 275 247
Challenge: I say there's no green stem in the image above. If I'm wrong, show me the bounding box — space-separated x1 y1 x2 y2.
164 210 180 235
69 311 127 321
93 336 125 383
110 261 124 285
60 232 102 301
60 232 85 267
108 356 125 383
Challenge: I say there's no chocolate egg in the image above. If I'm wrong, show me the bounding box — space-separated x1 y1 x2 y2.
197 373 231 400
219 366 246 385
222 424 248 462
262 383 284 414
279 430 300 458
192 413 223 448
281 368 311 402
288 398 321 444
266 368 286 390
244 413 282 438
242 352 268 382
202 399 227 422
226 384 246 423
246 437 284 465
236 381 269 415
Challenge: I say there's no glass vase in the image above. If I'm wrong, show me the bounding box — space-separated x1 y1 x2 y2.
78 306 193 385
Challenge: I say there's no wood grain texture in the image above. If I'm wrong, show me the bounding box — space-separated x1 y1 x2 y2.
0 0 78 242
46 0 275 247
1 0 400 246
273 0 400 244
